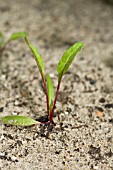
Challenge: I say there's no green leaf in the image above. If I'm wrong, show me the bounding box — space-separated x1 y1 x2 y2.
1 115 38 126
25 36 44 76
57 42 84 82
0 32 4 47
46 74 54 112
8 32 28 41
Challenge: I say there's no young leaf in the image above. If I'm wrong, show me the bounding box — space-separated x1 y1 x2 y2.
25 36 44 76
46 74 54 112
1 115 39 126
57 42 84 82
0 32 4 47
8 32 28 41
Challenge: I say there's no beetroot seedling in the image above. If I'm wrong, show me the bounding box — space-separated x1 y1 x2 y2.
0 31 28 56
1 36 84 126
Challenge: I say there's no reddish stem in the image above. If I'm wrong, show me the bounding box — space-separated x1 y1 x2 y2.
49 80 61 122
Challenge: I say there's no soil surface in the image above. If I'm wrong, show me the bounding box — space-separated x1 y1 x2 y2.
0 0 113 169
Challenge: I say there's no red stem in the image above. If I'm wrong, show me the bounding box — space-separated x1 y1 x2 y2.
49 80 61 122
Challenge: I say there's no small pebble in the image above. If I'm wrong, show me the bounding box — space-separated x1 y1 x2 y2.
64 111 69 115
94 166 98 170
96 111 103 118
14 100 20 106
11 155 17 161
12 112 17 115
55 125 61 131
0 152 5 157
49 73 55 78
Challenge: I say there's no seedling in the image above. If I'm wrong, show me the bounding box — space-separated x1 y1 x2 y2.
1 37 84 126
0 32 28 56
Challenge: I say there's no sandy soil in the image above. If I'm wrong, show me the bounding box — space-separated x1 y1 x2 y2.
0 0 113 169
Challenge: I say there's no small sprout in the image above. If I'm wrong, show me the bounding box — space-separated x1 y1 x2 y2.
2 116 39 126
1 35 84 127
0 31 28 56
24 36 84 124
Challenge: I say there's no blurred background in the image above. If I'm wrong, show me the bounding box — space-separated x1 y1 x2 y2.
0 0 113 61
